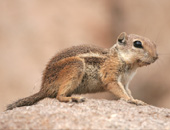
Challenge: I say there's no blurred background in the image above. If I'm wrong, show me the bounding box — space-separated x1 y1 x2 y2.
0 0 170 112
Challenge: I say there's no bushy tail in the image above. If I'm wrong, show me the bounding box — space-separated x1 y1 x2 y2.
6 91 46 110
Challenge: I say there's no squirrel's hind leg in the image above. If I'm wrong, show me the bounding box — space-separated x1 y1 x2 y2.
56 57 85 103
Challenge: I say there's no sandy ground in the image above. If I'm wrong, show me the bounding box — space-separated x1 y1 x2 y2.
0 98 170 129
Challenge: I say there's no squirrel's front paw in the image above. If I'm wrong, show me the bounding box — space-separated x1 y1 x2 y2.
120 98 147 106
127 99 147 106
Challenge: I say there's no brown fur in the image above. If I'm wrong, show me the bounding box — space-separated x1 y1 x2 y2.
7 32 158 110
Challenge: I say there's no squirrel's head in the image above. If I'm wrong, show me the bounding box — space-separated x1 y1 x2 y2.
113 32 158 67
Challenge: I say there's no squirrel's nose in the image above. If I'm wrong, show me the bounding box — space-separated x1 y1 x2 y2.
153 53 158 61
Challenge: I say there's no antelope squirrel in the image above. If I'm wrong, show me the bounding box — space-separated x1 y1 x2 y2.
7 32 158 110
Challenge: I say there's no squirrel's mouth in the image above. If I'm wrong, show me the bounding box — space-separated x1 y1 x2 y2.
137 59 151 67
143 62 151 65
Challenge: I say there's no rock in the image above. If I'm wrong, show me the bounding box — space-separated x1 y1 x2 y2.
0 98 170 129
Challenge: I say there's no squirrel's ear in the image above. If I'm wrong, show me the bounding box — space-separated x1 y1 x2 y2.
117 32 127 45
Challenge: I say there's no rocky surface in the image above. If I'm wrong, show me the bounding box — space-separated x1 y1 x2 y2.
1 1 170 112
0 98 170 129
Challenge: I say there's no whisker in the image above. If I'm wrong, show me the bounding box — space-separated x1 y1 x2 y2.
156 60 161 68
158 52 170 56
157 57 166 65
158 54 170 55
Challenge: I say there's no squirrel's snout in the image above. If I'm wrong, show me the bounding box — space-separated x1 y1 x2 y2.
153 56 158 60
152 54 158 62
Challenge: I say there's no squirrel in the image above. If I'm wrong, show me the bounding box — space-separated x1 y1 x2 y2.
7 32 158 110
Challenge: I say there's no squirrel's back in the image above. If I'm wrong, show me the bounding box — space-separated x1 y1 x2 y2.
48 45 108 64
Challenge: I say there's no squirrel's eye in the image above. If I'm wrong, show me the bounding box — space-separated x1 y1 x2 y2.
133 41 143 48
